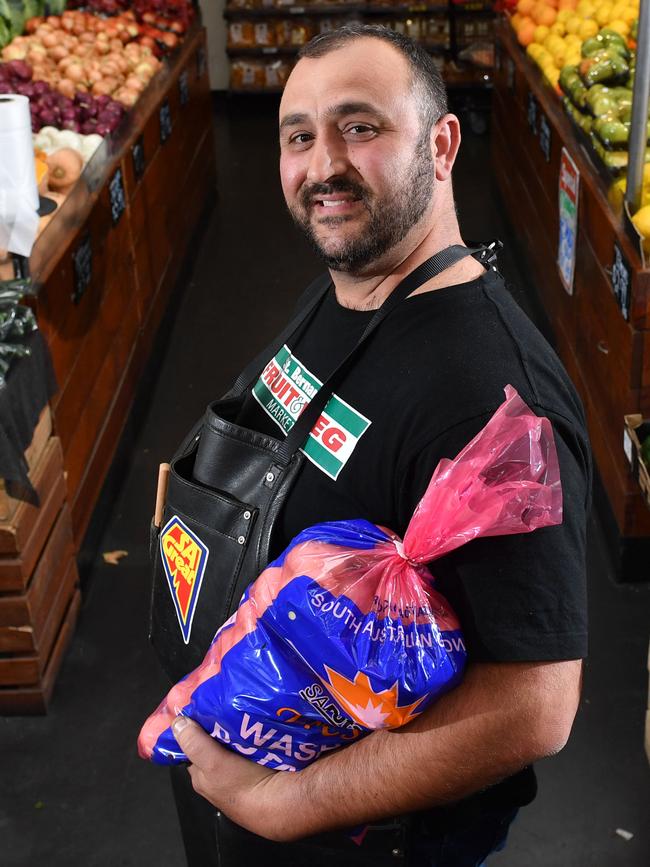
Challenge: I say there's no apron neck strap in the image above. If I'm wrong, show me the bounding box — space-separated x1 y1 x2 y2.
277 242 493 465
226 272 333 400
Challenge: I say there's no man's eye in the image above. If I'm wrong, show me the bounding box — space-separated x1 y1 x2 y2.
343 124 376 139
289 132 313 145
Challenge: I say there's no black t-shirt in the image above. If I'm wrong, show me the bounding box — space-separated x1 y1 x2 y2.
236 267 591 811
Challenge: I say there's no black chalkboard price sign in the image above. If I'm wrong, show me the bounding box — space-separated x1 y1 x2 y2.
538 113 551 163
527 92 538 134
159 100 172 144
109 167 126 226
179 69 189 107
132 135 145 182
72 231 92 304
611 243 631 320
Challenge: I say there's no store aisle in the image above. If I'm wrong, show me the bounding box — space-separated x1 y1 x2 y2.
1 94 649 867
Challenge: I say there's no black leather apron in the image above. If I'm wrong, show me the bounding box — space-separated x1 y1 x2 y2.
149 242 499 866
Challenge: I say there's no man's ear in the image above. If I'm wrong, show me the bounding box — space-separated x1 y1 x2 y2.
431 114 462 182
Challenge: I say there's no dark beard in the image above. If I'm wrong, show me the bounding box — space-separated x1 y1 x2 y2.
289 137 435 274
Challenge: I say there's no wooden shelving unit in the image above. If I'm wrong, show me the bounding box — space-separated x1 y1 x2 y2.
492 17 650 577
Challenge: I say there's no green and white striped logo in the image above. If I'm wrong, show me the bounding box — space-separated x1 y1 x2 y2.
252 345 371 480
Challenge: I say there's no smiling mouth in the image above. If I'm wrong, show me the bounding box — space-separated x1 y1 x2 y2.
312 197 362 213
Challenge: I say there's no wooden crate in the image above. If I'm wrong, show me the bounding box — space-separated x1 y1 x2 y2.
0 588 81 715
0 437 65 559
0 505 76 654
0 406 52 522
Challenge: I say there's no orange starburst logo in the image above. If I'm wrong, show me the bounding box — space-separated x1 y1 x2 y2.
322 665 425 730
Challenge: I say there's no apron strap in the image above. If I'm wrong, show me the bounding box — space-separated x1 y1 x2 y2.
276 243 491 465
225 272 333 399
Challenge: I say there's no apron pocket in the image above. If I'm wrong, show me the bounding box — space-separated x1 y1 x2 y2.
149 452 257 682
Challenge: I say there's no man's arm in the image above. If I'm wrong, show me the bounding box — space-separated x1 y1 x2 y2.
173 657 583 842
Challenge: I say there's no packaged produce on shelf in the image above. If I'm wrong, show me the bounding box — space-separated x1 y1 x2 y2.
459 41 495 67
230 56 292 89
265 57 291 86
253 20 275 46
227 20 255 47
424 15 451 48
289 18 315 45
275 18 294 43
404 18 422 40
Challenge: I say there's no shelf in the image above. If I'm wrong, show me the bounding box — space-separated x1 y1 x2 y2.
227 39 449 55
224 4 449 19
227 44 300 54
229 86 284 93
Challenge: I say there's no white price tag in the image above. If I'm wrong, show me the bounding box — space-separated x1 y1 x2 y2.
623 429 633 466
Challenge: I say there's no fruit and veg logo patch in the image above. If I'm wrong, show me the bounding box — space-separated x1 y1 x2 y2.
160 516 209 644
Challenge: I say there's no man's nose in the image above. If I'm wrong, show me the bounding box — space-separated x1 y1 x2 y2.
306 133 349 184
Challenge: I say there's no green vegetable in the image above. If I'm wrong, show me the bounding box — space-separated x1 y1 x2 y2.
594 118 629 149
619 103 633 123
580 51 630 87
559 65 579 94
46 0 67 14
0 16 9 47
24 0 45 21
4 0 25 38
563 97 593 134
566 76 589 110
581 30 629 60
589 95 619 119
599 29 631 58
0 275 37 385
591 134 628 172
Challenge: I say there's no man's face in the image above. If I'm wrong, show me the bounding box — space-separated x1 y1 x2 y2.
279 39 437 275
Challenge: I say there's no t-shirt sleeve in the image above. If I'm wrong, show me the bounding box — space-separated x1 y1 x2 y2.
397 407 591 663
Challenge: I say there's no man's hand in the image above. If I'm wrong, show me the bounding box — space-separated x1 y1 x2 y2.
173 658 582 843
172 715 295 840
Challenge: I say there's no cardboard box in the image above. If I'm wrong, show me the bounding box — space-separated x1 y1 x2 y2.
623 415 650 509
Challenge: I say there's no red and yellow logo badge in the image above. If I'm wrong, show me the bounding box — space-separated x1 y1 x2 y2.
160 516 209 644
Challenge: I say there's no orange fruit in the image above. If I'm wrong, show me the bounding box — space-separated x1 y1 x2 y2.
517 17 537 44
518 0 535 15
538 5 558 24
558 0 577 8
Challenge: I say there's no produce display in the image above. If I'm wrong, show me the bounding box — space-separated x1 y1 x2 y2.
0 0 194 231
507 0 649 249
2 12 163 107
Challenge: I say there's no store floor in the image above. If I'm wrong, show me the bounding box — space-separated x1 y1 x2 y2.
2 94 650 867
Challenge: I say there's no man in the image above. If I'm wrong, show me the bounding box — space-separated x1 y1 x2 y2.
170 25 590 866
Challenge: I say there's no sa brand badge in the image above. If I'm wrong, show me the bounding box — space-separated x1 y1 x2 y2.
160 516 209 644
